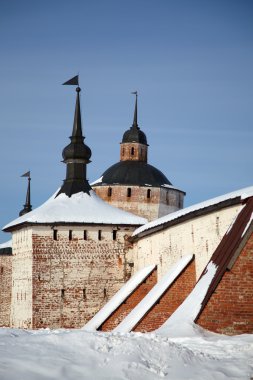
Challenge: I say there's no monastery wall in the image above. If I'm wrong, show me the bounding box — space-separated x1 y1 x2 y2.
31 225 135 329
132 204 242 280
11 228 33 328
0 253 12 327
93 185 183 222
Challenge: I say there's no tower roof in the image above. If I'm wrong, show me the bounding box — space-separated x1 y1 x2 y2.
122 92 148 145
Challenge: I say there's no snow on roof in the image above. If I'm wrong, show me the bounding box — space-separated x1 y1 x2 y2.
3 190 147 230
0 239 12 249
133 185 253 238
157 261 217 335
114 255 193 333
90 176 103 186
83 264 156 332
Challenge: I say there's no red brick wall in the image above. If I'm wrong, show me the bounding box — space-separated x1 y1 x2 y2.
99 268 157 331
196 232 253 335
133 259 196 332
0 254 12 327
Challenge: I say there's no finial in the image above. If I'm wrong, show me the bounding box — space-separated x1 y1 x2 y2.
19 171 32 216
131 91 138 129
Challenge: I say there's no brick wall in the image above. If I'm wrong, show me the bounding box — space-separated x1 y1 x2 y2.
31 225 135 329
196 232 253 335
133 259 196 332
0 254 12 327
99 268 157 331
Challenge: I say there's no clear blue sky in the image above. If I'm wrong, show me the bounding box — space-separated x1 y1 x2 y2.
0 0 252 241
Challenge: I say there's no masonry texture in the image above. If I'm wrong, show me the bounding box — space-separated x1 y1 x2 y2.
133 259 196 332
0 253 12 327
99 267 157 331
196 231 253 335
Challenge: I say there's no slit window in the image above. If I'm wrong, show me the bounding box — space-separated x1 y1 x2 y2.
69 230 72 241
84 230 87 240
147 189 151 199
113 230 117 241
53 230 58 241
127 188 131 197
61 289 65 298
104 288 107 298
131 147 135 155
98 230 102 241
108 187 112 197
83 288 86 300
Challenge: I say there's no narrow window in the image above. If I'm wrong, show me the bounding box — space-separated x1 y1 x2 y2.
113 230 117 241
122 148 125 156
131 147 134 155
83 288 86 300
98 230 102 241
127 188 131 197
1 267 3 274
166 192 169 205
84 230 87 240
147 189 151 199
69 230 72 241
108 187 112 197
61 289 65 299
53 229 58 241
104 288 107 298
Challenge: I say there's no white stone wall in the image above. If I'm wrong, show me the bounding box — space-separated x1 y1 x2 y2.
132 204 242 280
11 228 33 328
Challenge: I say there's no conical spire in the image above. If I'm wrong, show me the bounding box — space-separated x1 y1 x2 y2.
19 172 32 216
132 91 138 129
56 83 92 198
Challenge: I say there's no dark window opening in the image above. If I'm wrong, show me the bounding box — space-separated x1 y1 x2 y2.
122 148 125 156
113 230 117 241
98 230 102 241
1 267 3 274
127 188 131 197
61 289 65 298
147 189 151 199
83 288 86 300
108 187 112 197
104 288 107 298
53 230 58 241
166 192 169 205
69 230 72 241
84 230 87 240
131 147 134 155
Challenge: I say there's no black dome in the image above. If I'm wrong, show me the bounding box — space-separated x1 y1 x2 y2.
122 126 147 145
62 139 91 162
99 161 172 187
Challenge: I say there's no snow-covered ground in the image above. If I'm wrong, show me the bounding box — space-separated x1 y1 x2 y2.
0 325 252 380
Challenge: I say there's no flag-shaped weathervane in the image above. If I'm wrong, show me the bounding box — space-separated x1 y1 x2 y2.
62 75 79 86
21 171 30 178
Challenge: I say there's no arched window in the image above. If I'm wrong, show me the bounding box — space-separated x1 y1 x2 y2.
98 230 102 241
53 230 58 241
108 187 112 197
147 189 151 199
113 230 117 241
69 230 72 241
127 188 131 197
131 147 135 155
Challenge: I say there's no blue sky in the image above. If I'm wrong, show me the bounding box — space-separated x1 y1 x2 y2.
0 0 252 241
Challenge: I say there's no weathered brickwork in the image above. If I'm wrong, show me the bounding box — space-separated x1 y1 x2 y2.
133 204 242 280
0 253 12 326
120 142 147 162
196 232 253 335
133 259 196 332
99 268 157 331
30 225 136 329
93 185 184 222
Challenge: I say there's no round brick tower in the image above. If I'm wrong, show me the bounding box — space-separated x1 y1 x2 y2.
92 93 185 221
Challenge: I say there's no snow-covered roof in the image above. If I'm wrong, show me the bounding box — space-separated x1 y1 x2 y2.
83 264 156 332
114 255 193 333
0 239 12 249
3 190 147 231
133 185 253 238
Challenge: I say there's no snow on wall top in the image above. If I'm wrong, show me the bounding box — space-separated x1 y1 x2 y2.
0 239 12 248
114 255 193 333
3 190 147 230
133 185 253 238
83 264 156 331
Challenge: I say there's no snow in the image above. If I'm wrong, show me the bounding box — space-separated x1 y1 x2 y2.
158 261 217 336
3 190 147 230
83 265 156 332
241 212 253 238
90 176 103 185
133 185 253 238
0 326 252 380
0 239 12 249
114 255 193 333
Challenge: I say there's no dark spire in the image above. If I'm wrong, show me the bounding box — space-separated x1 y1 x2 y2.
19 172 32 216
132 91 138 129
56 84 92 198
